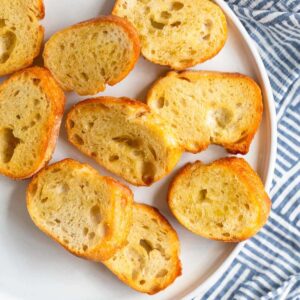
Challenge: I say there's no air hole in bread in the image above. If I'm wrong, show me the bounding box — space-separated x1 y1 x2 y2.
139 280 146 285
63 239 69 244
91 152 97 157
0 19 6 28
69 120 75 129
199 189 207 201
222 232 230 237
73 134 84 145
89 232 95 240
171 21 181 27
156 269 168 278
245 203 250 210
90 205 102 224
56 183 70 194
0 128 21 163
0 30 16 63
142 162 156 185
216 222 223 228
109 155 119 162
81 72 89 81
150 19 166 30
172 1 184 10
155 97 165 109
210 108 233 129
161 11 172 19
14 90 20 97
180 76 191 83
16 114 21 120
41 197 48 203
139 239 153 254
83 227 88 236
35 113 41 121
55 218 61 224
82 244 88 251
203 34 211 40
32 78 41 86
204 19 213 30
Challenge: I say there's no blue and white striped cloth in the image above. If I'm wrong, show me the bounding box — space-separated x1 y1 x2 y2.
197 1 300 299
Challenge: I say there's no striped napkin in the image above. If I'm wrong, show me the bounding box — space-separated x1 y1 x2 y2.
197 0 300 299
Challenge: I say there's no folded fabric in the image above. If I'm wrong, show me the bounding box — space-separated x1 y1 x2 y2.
196 1 300 299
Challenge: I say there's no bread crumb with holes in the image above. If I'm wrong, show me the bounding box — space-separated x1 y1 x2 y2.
168 157 271 242
27 159 133 261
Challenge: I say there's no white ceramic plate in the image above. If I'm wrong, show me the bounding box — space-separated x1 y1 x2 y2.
0 1 277 299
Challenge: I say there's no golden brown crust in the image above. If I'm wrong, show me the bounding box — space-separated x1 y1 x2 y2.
168 158 271 242
27 158 134 261
104 203 182 294
43 15 140 95
0 67 65 180
147 70 263 154
34 0 45 19
112 0 227 69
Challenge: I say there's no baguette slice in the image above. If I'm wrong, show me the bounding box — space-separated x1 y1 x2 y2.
0 0 44 76
66 97 182 186
27 159 134 261
43 16 140 95
112 0 227 69
147 71 263 154
0 67 65 179
104 204 181 295
168 158 271 242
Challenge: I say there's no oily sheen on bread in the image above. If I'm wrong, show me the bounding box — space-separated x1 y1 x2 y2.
168 157 271 242
112 0 227 69
66 97 182 186
27 159 133 261
0 0 44 76
43 16 140 95
104 203 181 294
0 67 65 179
147 71 263 154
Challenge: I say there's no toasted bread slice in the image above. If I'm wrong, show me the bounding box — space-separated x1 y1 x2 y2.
104 203 181 295
168 158 271 242
43 16 140 95
23 0 45 19
0 67 65 179
112 0 227 69
66 97 182 186
147 71 263 154
0 0 44 76
27 159 134 261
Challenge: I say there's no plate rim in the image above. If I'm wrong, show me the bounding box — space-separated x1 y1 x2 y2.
182 1 277 299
